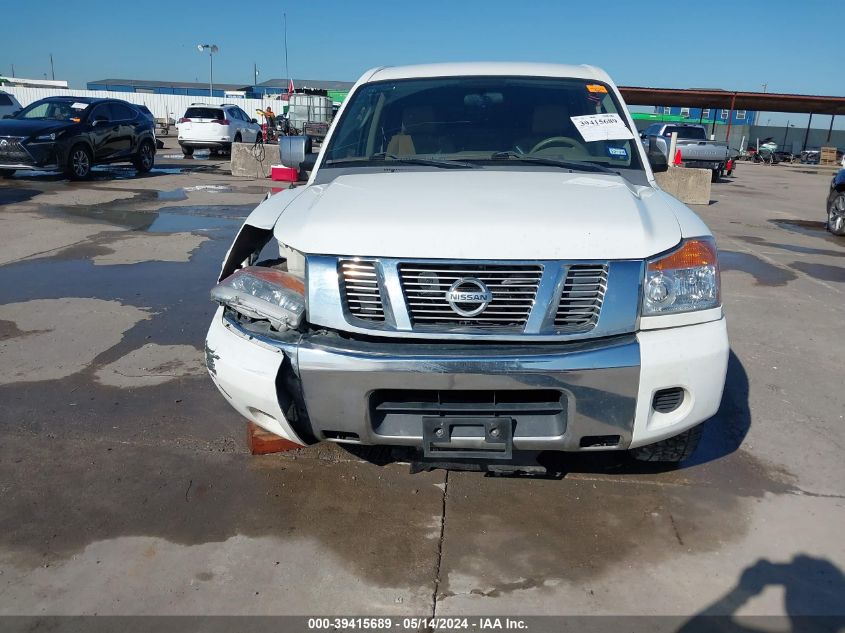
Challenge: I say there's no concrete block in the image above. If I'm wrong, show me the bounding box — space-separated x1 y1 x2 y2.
230 141 277 178
655 167 711 205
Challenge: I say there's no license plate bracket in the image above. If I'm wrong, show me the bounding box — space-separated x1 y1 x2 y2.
422 417 513 460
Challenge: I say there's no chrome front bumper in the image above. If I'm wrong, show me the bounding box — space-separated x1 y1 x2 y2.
207 310 643 452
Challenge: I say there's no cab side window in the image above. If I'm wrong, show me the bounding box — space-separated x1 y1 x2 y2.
109 103 136 121
90 104 112 122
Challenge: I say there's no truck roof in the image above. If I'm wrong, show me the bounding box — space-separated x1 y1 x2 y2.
364 62 613 85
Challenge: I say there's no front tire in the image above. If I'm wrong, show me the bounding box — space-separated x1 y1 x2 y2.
0 168 15 178
828 192 845 236
181 145 194 157
629 424 703 463
65 144 92 180
711 169 721 182
133 139 155 174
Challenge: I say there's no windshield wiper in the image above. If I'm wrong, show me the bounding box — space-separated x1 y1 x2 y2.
327 153 478 169
490 151 619 174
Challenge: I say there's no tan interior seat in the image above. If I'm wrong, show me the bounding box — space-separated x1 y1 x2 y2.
386 105 452 155
517 104 592 157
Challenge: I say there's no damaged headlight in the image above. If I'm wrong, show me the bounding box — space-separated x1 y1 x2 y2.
211 267 305 330
643 238 720 315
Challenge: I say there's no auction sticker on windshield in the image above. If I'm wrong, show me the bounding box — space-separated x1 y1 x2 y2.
570 113 634 142
71 102 89 109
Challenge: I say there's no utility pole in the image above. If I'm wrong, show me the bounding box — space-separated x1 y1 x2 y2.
284 13 290 89
197 44 219 97
254 63 259 86
10 63 14 77
761 83 768 93
49 54 55 80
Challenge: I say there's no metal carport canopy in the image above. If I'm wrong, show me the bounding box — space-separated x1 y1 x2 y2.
619 87 845 116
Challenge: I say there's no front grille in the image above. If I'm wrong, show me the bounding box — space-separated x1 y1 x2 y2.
554 264 608 332
0 136 30 163
339 260 385 322
399 263 543 328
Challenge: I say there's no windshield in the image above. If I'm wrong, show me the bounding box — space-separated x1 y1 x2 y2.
322 76 644 177
184 107 224 119
665 125 706 140
16 99 91 121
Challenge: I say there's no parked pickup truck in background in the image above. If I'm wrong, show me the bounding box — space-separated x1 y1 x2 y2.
640 123 731 181
205 62 729 471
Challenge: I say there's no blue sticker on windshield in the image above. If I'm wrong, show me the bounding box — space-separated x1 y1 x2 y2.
607 146 628 159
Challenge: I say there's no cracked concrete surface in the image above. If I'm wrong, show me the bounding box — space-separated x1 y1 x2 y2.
0 211 122 265
91 232 210 265
95 343 206 387
0 298 151 384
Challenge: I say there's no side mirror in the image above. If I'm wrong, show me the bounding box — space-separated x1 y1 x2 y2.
92 116 108 126
646 135 669 173
1 114 12 119
251 118 258 124
279 135 314 174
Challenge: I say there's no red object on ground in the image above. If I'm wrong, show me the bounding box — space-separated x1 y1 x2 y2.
726 158 734 171
246 421 303 455
674 149 683 166
271 164 299 181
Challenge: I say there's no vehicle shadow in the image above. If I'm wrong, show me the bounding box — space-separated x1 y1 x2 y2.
677 555 845 633
346 350 751 478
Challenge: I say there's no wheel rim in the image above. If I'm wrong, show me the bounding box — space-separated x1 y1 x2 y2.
830 195 845 232
141 143 153 169
72 149 89 176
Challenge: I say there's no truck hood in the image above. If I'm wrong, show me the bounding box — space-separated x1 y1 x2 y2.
273 170 681 260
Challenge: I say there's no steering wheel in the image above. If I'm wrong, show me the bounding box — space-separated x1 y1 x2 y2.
530 136 588 155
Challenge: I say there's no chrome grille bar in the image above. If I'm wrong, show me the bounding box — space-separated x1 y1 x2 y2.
399 263 543 329
339 260 385 321
554 264 608 332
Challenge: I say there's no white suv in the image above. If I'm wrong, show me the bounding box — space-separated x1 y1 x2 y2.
0 90 22 118
176 103 261 156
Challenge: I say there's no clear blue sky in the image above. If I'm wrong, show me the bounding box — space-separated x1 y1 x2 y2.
2 0 843 125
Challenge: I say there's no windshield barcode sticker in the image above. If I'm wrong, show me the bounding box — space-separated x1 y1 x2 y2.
71 102 88 109
570 113 634 142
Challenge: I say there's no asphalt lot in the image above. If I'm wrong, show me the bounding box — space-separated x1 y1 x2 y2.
0 141 843 622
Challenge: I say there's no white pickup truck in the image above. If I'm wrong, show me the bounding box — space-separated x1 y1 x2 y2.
205 62 729 467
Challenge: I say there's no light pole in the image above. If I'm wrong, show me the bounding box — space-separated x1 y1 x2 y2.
197 44 219 97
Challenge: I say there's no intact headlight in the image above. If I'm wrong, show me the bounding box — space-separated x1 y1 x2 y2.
211 267 305 330
34 131 61 142
642 238 720 315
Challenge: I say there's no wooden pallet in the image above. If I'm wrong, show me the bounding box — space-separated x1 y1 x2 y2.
246 421 303 455
820 146 838 166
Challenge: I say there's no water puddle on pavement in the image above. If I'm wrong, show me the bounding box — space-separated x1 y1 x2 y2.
146 213 240 233
158 149 212 160
157 188 189 201
770 219 845 247
789 261 845 283
736 235 845 258
719 250 797 286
